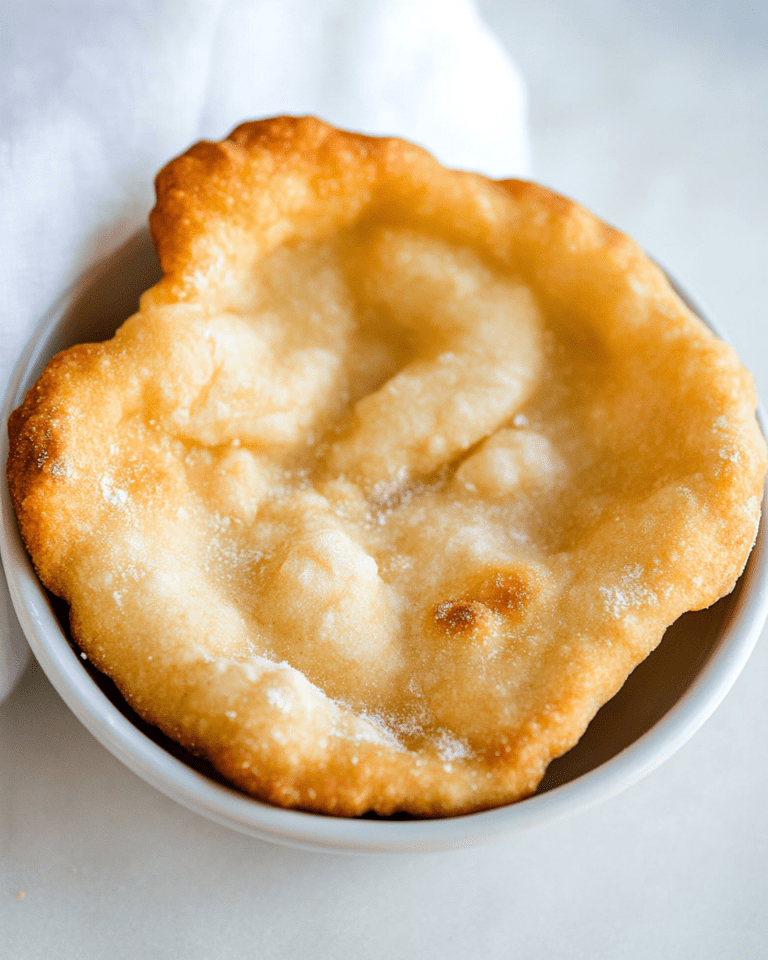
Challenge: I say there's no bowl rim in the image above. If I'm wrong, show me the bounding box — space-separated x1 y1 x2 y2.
2 235 767 854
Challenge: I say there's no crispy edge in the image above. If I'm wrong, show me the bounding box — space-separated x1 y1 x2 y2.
7 343 112 597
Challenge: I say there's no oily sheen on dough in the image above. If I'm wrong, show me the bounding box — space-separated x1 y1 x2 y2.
7 117 766 817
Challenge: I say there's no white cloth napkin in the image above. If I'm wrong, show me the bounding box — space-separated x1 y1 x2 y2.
0 0 530 699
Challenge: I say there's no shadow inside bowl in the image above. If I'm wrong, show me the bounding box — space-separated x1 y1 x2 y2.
537 597 732 791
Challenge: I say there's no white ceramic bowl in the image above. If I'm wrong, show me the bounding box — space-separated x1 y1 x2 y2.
2 230 767 854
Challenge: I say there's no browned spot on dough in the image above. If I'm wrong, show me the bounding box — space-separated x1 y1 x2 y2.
434 599 489 635
432 567 540 641
474 569 533 613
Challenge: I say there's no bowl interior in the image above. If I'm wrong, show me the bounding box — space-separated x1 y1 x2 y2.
3 229 766 851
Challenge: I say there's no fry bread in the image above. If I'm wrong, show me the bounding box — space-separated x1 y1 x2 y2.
7 117 766 816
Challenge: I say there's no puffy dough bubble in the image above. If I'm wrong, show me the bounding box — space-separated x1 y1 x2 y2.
329 229 544 484
455 429 564 496
269 527 401 694
211 449 271 523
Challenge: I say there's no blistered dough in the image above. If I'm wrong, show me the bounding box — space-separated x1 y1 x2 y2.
7 117 765 817
330 230 543 485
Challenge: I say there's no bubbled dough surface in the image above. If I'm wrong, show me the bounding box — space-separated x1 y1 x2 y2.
8 118 766 817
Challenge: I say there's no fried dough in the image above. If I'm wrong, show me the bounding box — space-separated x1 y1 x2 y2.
7 117 766 816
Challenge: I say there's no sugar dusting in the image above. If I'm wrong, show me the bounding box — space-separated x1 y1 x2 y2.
266 686 293 713
99 474 129 508
599 563 658 618
433 728 472 761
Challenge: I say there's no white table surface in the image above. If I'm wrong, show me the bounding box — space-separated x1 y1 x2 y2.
3 1 768 956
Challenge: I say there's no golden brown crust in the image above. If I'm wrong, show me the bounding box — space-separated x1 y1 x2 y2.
7 117 766 817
